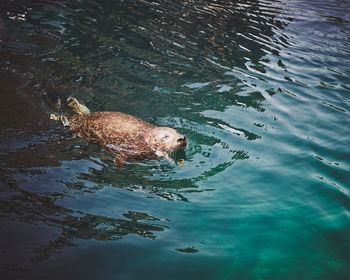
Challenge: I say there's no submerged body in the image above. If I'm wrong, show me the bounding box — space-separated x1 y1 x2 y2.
69 111 187 166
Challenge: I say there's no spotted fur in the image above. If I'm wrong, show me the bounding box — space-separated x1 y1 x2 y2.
69 111 187 166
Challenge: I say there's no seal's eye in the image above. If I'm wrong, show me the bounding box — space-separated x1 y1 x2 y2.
162 135 170 140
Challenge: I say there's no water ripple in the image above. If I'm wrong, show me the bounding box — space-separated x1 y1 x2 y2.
1 0 350 278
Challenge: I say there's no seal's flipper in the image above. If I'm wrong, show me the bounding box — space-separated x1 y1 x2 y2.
50 113 70 126
67 97 90 115
49 97 90 127
114 154 127 167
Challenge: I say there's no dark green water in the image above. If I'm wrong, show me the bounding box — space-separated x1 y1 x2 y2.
0 0 349 279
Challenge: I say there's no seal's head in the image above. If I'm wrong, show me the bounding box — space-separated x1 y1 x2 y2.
144 127 187 156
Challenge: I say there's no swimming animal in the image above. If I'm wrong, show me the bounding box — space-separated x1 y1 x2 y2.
51 97 187 166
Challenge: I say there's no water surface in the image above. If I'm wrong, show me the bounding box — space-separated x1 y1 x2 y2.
0 0 349 279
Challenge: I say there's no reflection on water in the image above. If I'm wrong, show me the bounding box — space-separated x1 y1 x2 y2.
1 183 167 261
1 0 350 279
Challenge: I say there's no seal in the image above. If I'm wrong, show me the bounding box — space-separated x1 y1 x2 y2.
52 97 187 166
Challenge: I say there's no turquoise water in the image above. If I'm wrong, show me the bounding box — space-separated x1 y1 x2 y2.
0 0 349 279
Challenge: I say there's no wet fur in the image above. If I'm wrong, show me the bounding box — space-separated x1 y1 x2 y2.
69 111 186 166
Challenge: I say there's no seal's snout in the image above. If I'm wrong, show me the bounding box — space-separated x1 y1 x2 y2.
177 136 188 149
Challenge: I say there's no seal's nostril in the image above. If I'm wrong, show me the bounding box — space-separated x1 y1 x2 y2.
177 136 187 143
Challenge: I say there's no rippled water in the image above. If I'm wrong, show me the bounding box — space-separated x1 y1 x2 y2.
0 0 349 279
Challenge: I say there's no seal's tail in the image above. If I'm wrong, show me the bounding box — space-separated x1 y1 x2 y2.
50 96 90 126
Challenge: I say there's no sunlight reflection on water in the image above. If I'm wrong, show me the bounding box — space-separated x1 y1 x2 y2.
0 0 349 279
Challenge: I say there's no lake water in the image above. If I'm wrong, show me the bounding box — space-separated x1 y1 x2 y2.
0 0 349 279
